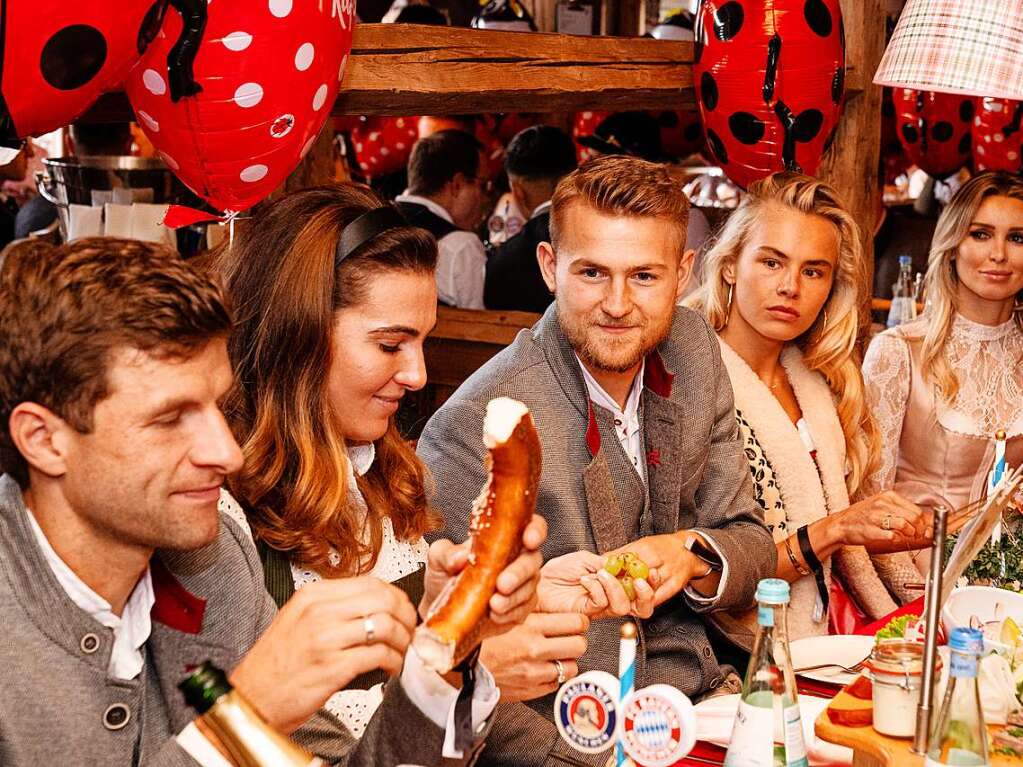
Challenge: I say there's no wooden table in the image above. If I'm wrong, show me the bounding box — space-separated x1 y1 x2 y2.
815 687 1022 766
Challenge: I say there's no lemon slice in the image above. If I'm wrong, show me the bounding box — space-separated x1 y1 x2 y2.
1001 616 1021 646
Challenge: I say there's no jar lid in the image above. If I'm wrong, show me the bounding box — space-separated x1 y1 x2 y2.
866 639 938 676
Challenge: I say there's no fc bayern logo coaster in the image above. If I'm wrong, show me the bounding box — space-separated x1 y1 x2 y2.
620 684 696 767
554 670 620 754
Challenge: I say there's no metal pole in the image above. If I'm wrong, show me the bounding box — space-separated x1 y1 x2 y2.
913 505 947 755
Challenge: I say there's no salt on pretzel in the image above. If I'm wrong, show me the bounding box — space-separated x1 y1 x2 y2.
413 397 542 672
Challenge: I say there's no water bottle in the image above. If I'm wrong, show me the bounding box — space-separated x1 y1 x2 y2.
926 627 988 766
887 255 919 328
724 579 809 767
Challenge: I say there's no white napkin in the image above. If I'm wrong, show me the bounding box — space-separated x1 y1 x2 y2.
129 203 175 247
67 204 103 240
103 203 133 238
694 694 853 766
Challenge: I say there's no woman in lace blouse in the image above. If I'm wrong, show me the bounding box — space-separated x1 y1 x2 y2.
863 172 1023 603
211 185 445 736
686 173 929 645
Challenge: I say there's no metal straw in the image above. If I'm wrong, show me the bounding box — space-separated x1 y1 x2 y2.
913 505 947 755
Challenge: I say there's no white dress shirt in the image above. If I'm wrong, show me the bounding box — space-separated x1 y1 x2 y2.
395 193 487 309
575 357 729 603
26 510 155 681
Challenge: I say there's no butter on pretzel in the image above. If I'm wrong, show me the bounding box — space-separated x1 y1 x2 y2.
413 397 542 672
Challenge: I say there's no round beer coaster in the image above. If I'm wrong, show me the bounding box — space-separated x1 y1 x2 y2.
554 670 620 754
620 684 696 767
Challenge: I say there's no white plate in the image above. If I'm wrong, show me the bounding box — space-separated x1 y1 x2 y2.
789 634 874 686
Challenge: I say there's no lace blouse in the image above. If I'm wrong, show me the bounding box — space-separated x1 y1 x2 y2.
861 313 1023 602
218 443 428 738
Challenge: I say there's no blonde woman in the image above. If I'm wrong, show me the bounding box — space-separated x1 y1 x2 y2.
686 173 928 644
863 171 1023 602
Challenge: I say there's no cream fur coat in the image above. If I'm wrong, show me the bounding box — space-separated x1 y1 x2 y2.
717 339 897 643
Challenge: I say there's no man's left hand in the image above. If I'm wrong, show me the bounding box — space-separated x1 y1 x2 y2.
608 532 711 606
420 514 548 640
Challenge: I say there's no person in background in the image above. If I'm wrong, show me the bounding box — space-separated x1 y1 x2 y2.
396 129 489 309
484 125 577 314
418 156 775 765
213 183 550 736
0 237 543 765
685 173 930 645
0 142 35 247
863 171 1023 602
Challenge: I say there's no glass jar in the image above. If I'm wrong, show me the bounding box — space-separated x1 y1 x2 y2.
866 640 938 739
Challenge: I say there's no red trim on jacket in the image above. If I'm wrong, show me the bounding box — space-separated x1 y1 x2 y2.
643 350 674 398
585 401 601 456
151 558 206 635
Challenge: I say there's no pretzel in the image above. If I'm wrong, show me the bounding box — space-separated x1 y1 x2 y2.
413 397 542 672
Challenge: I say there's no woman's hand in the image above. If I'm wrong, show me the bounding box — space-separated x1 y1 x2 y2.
835 491 932 554
538 550 658 619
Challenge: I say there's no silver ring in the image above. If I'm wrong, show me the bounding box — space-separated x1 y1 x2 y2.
882 514 892 531
363 616 376 644
553 659 566 685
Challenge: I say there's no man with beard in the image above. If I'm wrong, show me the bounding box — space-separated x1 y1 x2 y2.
417 155 775 765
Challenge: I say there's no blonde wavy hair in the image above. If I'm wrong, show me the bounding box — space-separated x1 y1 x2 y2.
685 172 879 494
917 171 1023 403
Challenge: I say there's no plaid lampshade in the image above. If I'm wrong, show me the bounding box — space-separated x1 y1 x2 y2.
875 0 1023 99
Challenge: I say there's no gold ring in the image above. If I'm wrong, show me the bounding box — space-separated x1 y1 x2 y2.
363 616 376 644
882 514 892 531
553 659 566 685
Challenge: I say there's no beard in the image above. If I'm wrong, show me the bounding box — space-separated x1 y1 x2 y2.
558 302 673 374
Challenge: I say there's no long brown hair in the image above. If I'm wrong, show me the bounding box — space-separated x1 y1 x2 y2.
686 172 879 495
215 184 440 576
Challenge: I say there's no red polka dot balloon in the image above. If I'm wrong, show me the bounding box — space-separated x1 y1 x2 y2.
351 116 419 179
693 0 846 189
572 110 612 163
892 89 973 179
0 1 189 146
973 97 1023 174
126 0 355 213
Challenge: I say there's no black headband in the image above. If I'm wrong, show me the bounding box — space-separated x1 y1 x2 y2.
336 206 410 266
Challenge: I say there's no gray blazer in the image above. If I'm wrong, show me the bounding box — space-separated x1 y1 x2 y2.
0 474 481 766
418 307 775 766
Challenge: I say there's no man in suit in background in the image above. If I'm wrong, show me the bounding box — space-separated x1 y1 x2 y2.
396 129 489 309
418 155 775 765
484 125 576 314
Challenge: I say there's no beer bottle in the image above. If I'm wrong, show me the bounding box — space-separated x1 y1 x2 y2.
180 661 325 767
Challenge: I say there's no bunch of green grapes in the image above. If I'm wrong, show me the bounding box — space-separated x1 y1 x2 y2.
604 552 649 600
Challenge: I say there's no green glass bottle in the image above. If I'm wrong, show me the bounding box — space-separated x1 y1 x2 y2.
180 661 324 767
724 578 809 767
926 627 988 766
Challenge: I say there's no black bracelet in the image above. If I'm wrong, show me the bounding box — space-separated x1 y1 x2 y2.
796 526 822 572
796 525 829 615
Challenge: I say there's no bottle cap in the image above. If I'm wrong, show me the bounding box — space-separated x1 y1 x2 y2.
948 626 984 654
756 578 790 605
899 255 912 266
179 661 232 714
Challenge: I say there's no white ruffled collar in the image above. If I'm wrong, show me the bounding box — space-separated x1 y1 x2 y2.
952 312 1020 342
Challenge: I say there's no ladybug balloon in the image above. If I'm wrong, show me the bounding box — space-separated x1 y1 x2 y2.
126 0 355 213
892 89 973 179
351 116 419 179
693 0 846 189
654 109 704 159
973 97 1023 174
0 0 206 151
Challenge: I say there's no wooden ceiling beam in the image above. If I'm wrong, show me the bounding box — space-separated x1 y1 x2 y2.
83 24 693 121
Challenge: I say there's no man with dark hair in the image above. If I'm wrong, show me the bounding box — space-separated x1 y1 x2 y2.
397 129 488 309
419 156 774 765
0 237 545 765
484 125 577 313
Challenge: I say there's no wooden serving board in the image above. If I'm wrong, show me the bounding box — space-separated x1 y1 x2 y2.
815 686 1023 767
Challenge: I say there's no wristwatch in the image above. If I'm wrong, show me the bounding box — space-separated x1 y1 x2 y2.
684 534 723 578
